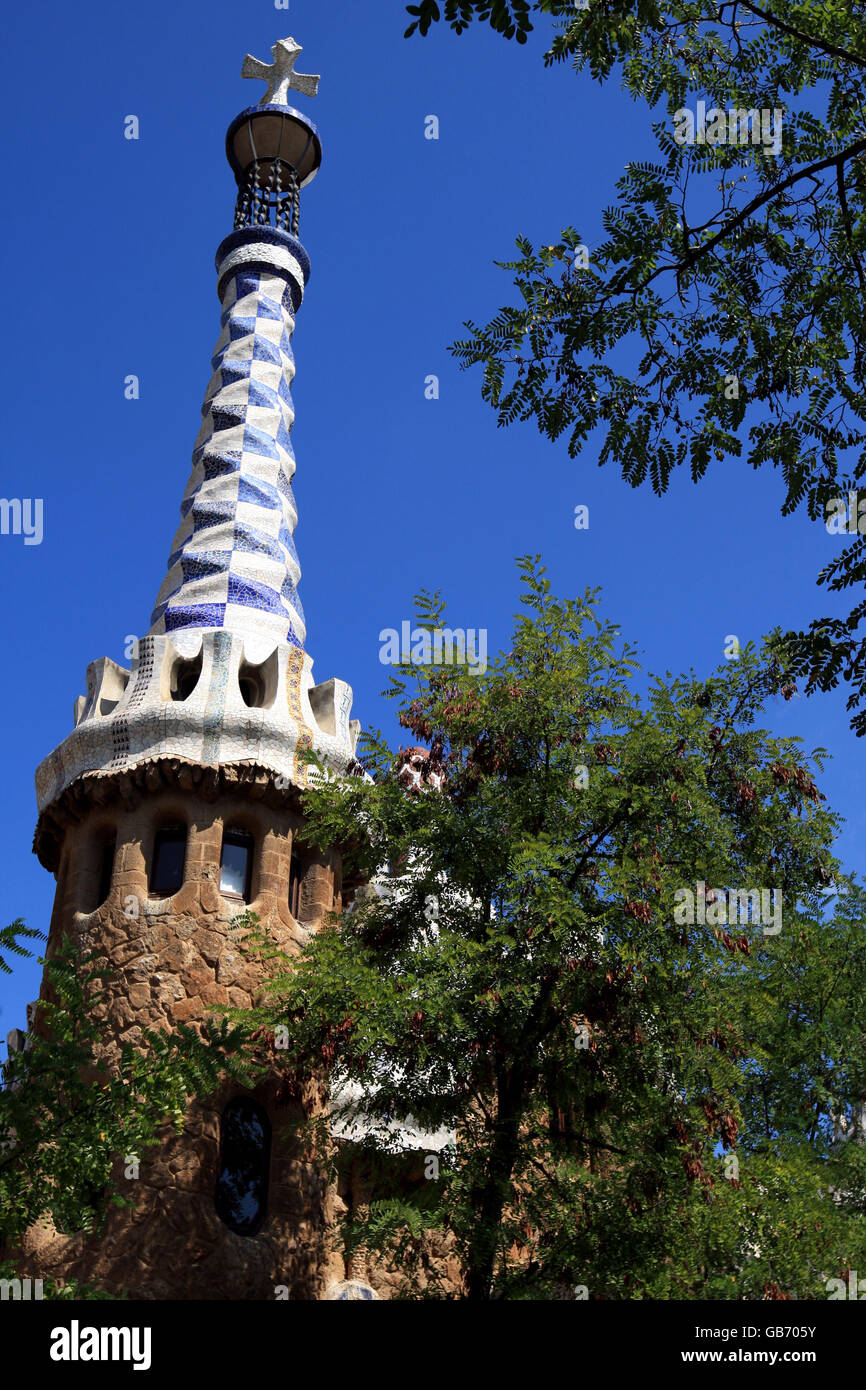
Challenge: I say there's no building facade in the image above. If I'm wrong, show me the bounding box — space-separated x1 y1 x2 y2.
18 38 389 1300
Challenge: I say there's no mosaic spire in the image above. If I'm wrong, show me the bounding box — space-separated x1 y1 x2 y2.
149 238 309 647
150 40 324 649
34 40 359 814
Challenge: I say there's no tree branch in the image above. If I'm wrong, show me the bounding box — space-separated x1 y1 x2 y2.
836 159 866 304
635 139 866 299
735 0 866 71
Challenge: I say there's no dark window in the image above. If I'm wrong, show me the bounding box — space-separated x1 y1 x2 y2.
214 1098 271 1237
97 837 116 906
220 829 254 900
239 667 266 708
289 852 302 919
237 653 277 709
150 825 186 897
171 655 202 702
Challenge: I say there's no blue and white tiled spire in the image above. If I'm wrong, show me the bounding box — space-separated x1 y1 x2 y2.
34 39 361 814
149 229 309 648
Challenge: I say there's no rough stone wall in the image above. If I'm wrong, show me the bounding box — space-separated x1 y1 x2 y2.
334 1153 464 1300
22 758 462 1300
23 764 346 1300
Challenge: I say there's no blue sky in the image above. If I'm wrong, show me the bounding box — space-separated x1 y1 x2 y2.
0 0 862 1043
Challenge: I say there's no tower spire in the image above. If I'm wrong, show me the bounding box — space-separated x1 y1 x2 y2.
35 39 357 815
149 50 324 649
25 38 363 1305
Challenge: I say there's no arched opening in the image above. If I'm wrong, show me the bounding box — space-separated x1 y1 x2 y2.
220 827 255 901
214 1097 271 1238
239 667 266 708
238 650 278 709
289 851 303 919
149 824 186 897
170 652 203 702
96 836 116 907
80 831 116 913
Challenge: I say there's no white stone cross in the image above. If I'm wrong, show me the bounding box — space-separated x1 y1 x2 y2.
241 37 320 106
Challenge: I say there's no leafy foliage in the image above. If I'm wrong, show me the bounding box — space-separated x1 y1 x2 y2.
406 0 866 732
404 0 534 42
0 919 41 975
244 559 866 1298
0 926 258 1286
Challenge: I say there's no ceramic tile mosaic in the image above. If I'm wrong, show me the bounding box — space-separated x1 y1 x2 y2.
150 241 309 650
34 225 360 814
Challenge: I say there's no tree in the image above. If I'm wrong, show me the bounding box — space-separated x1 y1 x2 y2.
0 924 256 1295
405 0 866 733
243 558 866 1298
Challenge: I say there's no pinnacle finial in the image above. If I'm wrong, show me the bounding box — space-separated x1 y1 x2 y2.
241 37 320 107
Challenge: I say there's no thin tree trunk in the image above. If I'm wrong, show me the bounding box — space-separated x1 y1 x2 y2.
466 1077 524 1300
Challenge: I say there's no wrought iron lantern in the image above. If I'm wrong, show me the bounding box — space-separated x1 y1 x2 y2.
226 104 322 237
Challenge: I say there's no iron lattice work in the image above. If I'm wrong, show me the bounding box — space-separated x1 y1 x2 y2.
234 159 302 236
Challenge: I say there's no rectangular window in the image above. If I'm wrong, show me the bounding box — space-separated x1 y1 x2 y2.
97 838 116 907
221 830 254 901
150 826 186 897
289 853 302 919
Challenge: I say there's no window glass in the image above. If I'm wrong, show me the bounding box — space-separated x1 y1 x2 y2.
221 830 253 899
150 827 186 896
214 1098 271 1237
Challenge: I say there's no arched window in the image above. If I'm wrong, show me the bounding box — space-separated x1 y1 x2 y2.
237 651 278 710
97 836 116 907
220 828 254 901
214 1098 271 1237
238 665 266 708
170 653 202 702
289 852 302 919
150 824 186 897
81 832 117 913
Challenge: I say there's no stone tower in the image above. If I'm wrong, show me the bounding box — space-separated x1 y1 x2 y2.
24 37 361 1299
